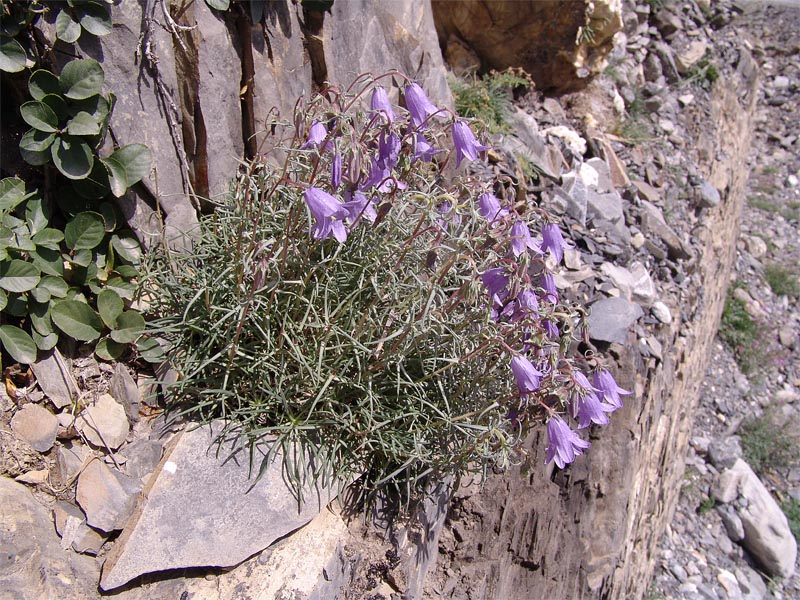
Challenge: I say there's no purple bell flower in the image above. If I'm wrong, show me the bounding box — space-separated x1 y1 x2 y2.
300 121 328 150
342 191 377 226
481 267 509 307
510 355 544 394
405 82 440 128
452 121 490 168
510 220 542 257
378 132 401 170
370 86 395 123
545 416 591 469
511 289 539 322
542 223 571 264
543 319 559 339
477 193 508 223
303 187 349 243
541 272 558 303
593 369 632 410
412 133 440 163
572 391 616 429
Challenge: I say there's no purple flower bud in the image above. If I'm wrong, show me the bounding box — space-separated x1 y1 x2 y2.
331 153 342 189
300 121 328 150
545 416 590 469
571 391 615 429
510 355 543 394
477 193 508 222
405 82 440 128
542 223 571 264
370 86 395 123
303 187 349 243
452 121 490 168
593 369 631 410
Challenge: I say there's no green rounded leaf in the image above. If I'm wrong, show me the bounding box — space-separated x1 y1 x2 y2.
79 2 113 36
97 288 123 328
4 293 28 317
25 195 50 235
65 211 105 250
51 298 103 341
205 0 231 10
30 285 51 303
30 301 53 335
67 111 101 136
110 232 142 265
111 310 145 343
39 276 69 298
0 37 28 73
20 128 55 153
55 9 82 43
0 178 28 211
72 161 111 200
20 143 52 166
51 136 94 180
136 336 166 363
95 337 125 361
21 101 59 132
29 70 61 101
32 228 65 249
0 325 37 364
98 202 120 231
105 276 136 299
114 265 139 280
41 93 70 121
102 144 152 197
0 288 6 311
69 248 94 269
59 58 104 100
0 259 41 292
33 330 59 351
31 247 64 277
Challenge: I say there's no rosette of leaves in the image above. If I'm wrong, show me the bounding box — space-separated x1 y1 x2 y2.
53 0 113 44
19 58 152 198
0 177 150 366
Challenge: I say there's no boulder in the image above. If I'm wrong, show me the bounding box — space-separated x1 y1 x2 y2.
100 422 337 591
431 0 622 93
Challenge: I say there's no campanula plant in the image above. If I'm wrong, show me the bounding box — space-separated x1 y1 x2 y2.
144 73 628 500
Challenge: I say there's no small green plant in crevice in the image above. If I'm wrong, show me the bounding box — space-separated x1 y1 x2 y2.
450 68 532 134
782 497 800 544
682 54 719 90
740 409 800 476
718 286 767 376
0 58 154 367
764 263 800 298
697 496 716 515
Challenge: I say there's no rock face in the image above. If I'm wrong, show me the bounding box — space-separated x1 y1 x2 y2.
100 422 336 591
431 0 622 93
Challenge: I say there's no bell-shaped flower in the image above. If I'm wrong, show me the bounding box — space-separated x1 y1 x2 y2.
452 121 490 167
543 319 559 340
510 355 543 395
370 86 395 123
545 416 590 469
412 133 441 163
569 371 613 430
299 121 328 150
405 82 440 128
511 289 539 322
303 187 349 243
481 267 509 307
477 192 508 223
593 369 631 410
542 223 571 264
541 272 558 303
377 131 401 170
342 191 377 226
510 220 542 257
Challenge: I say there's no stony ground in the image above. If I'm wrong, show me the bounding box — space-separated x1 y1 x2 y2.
650 2 800 599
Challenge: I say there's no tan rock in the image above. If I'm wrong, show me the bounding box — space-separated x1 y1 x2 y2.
11 403 58 453
75 393 129 450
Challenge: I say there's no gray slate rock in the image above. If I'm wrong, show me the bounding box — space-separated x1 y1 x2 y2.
587 297 644 344
76 459 143 533
10 404 58 453
707 436 742 470
119 439 163 482
30 349 75 409
53 501 108 556
75 393 130 451
640 200 692 260
0 478 98 599
558 172 589 225
730 459 797 578
110 364 140 424
100 422 336 591
54 441 91 484
718 505 745 543
696 180 722 208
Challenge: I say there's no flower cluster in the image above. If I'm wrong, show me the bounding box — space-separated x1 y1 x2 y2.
153 73 632 498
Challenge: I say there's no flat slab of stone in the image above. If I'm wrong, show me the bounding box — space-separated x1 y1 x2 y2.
10 403 58 453
100 422 336 591
75 393 130 450
30 349 76 409
587 297 644 344
76 459 142 533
